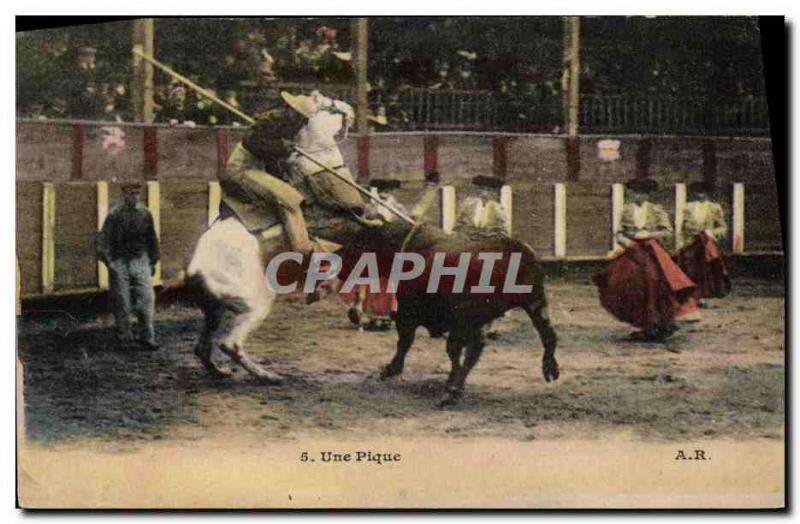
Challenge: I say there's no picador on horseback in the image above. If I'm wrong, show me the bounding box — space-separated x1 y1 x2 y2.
217 90 366 255
185 85 557 401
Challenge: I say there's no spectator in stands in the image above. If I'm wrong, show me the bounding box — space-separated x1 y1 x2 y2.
68 46 104 119
97 182 160 350
100 81 128 122
185 89 220 126
156 82 188 124
104 78 130 121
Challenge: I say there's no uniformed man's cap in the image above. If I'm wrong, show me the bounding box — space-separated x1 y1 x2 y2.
332 51 352 62
281 91 317 119
688 181 713 195
78 46 97 59
625 178 658 194
472 175 504 190
369 179 401 191
121 182 143 192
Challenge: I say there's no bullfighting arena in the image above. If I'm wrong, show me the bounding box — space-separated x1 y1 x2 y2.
17 273 785 508
20 275 784 444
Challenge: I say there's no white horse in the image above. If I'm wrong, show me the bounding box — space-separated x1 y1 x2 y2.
187 92 358 383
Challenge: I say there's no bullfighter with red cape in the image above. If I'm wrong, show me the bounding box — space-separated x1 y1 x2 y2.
339 178 409 329
592 178 698 340
675 181 732 305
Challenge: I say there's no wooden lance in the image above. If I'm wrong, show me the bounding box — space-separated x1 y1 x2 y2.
131 47 415 224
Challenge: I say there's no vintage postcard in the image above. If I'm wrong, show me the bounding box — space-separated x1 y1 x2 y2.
15 16 785 509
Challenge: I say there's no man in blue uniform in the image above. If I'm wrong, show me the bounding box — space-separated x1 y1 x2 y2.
97 182 160 350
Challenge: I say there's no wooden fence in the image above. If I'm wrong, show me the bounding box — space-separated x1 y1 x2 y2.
16 179 778 300
17 120 778 193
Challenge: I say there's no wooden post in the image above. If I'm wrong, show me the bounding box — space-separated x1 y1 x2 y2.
132 19 155 123
41 183 55 294
216 128 229 174
500 184 513 236
353 18 369 136
611 183 625 250
636 137 652 179
208 181 221 227
97 181 109 289
71 124 84 180
732 183 745 254
16 255 21 315
358 135 370 182
554 183 567 258
439 185 456 233
143 127 158 178
131 23 141 119
674 183 687 250
561 18 570 118
563 16 581 181
424 135 439 178
493 136 508 178
702 139 718 189
147 181 162 285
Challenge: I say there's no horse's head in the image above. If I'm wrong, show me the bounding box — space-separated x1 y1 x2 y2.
283 91 365 214
290 90 354 150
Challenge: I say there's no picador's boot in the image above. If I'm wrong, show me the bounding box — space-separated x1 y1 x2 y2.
280 207 337 305
280 207 315 256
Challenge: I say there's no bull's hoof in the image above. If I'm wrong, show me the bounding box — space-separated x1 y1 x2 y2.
436 389 462 408
347 307 363 326
542 358 560 382
379 364 402 380
305 290 322 305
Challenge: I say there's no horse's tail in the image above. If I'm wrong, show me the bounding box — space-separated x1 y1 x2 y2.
182 271 213 310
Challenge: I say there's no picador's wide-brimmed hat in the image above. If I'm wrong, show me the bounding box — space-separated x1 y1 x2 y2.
369 178 402 191
625 178 659 194
688 181 713 195
368 106 388 126
472 175 504 190
281 91 317 119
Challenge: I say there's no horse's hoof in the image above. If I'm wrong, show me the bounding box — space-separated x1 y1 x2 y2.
436 390 462 408
257 372 285 385
209 368 233 379
202 360 233 379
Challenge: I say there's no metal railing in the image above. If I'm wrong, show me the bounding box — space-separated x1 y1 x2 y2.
18 85 771 136
385 90 769 136
580 95 770 136
390 88 499 131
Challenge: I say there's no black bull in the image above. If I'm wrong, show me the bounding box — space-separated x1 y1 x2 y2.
336 221 560 406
